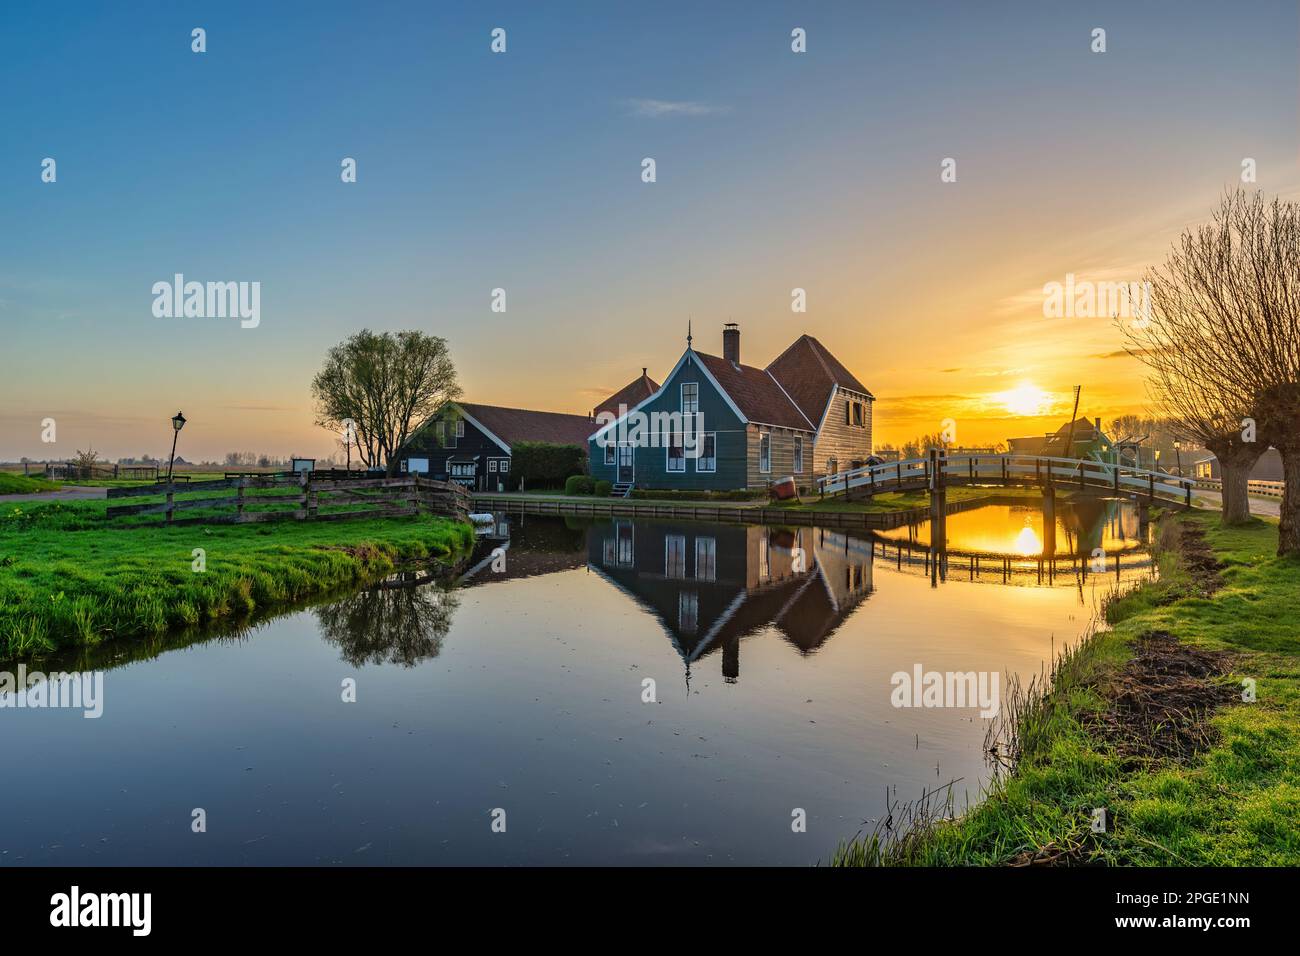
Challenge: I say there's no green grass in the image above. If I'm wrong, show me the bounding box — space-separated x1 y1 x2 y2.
831 509 1300 866
0 498 474 659
0 473 59 494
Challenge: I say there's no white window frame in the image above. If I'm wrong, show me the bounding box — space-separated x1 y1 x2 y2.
499 458 508 473
400 459 409 473
695 537 716 582
488 459 498 472
681 382 699 415
455 420 465 438
665 534 687 578
695 432 716 473
758 432 771 474
605 442 616 465
666 432 686 473
679 590 699 635
793 436 804 473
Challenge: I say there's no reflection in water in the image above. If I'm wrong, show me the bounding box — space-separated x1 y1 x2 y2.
1 499 1158 867
316 571 461 667
588 519 873 686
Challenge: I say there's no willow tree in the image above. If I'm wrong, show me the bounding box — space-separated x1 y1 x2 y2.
311 330 461 477
1125 189 1300 551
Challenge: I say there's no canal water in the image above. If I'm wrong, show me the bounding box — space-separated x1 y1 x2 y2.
1 498 1152 866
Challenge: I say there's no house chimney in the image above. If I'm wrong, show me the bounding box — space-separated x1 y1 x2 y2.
723 323 740 365
1094 416 1101 434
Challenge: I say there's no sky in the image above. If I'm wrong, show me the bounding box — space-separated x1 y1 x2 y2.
1 0 1297 462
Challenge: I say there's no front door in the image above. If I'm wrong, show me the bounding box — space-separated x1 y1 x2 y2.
617 445 634 483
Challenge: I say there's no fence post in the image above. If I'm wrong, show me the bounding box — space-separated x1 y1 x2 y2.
236 481 245 522
166 486 174 525
304 472 318 520
1148 472 1155 504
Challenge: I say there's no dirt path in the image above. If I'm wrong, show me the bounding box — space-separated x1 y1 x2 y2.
1192 489 1281 518
0 485 107 503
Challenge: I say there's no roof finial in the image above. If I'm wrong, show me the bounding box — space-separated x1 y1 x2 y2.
687 317 693 349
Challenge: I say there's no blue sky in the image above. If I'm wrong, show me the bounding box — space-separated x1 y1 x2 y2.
1 0 1296 459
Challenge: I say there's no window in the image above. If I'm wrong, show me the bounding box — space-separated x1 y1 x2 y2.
853 402 864 426
499 458 508 473
666 535 687 578
845 400 851 425
488 459 497 472
400 459 409 473
435 421 446 445
679 591 699 635
695 537 716 582
604 443 616 466
616 521 634 567
681 382 699 415
793 436 804 473
667 432 685 472
696 433 716 472
456 420 465 437
759 432 771 473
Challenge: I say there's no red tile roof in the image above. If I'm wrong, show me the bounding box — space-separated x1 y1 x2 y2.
459 402 595 449
693 352 814 431
594 370 660 419
766 335 874 427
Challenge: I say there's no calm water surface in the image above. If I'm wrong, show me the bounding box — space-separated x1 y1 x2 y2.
1 498 1151 866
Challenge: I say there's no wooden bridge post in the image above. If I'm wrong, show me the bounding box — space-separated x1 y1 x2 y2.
1148 472 1155 505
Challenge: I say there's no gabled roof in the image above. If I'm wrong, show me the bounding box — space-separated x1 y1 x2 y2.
457 402 594 450
766 335 874 427
594 370 660 419
694 352 815 432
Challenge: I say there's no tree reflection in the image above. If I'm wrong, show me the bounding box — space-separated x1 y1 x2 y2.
316 571 460 667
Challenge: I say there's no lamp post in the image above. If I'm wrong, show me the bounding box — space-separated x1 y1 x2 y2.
1173 440 1183 478
167 411 186 483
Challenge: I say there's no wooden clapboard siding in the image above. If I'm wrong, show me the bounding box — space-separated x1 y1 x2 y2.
811 386 873 476
745 424 811 488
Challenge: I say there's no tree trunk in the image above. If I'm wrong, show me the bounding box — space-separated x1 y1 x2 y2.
1219 462 1253 526
1279 447 1300 557
1208 438 1264 527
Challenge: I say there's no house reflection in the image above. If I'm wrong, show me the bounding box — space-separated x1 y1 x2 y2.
587 518 874 684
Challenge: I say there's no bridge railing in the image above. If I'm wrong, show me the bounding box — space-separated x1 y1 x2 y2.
817 454 1194 503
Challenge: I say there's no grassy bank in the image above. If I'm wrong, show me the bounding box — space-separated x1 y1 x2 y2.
0 499 474 659
832 509 1300 866
0 473 59 494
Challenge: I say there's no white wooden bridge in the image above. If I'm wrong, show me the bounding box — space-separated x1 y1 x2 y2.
817 453 1194 507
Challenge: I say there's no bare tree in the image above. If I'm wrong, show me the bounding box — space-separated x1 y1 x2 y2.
1122 189 1300 541
312 330 461 477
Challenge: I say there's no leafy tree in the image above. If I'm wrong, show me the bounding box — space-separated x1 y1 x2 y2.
311 330 461 477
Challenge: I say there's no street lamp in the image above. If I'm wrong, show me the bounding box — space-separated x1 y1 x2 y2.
1173 440 1183 477
167 411 186 483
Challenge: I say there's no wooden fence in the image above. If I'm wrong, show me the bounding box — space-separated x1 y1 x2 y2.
40 462 159 481
106 474 470 527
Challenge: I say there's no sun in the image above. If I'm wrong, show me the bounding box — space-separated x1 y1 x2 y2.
995 382 1053 417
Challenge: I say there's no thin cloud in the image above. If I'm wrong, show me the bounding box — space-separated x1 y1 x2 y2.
625 98 728 118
